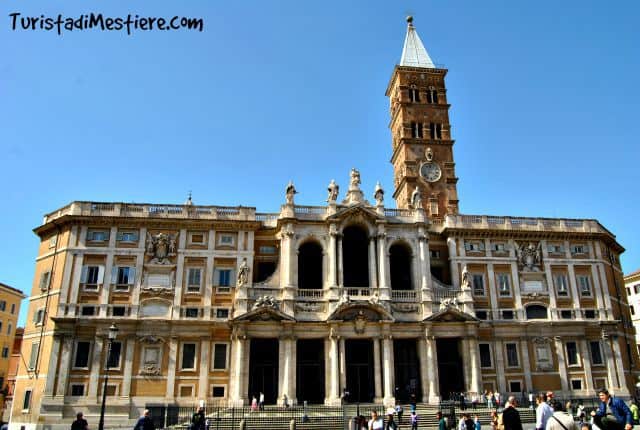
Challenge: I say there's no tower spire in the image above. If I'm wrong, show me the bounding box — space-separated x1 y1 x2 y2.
400 16 436 68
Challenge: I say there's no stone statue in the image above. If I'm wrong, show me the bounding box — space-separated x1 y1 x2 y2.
237 258 250 286
327 179 339 203
461 265 471 289
374 182 384 206
411 186 422 208
349 168 361 190
285 181 297 205
146 232 177 264
517 242 541 271
252 295 279 310
338 290 351 306
369 290 381 305
439 297 459 311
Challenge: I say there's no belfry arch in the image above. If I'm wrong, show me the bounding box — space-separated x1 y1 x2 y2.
298 240 323 289
342 225 369 287
389 242 413 290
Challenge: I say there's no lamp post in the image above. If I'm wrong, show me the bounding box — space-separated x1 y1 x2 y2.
98 324 119 430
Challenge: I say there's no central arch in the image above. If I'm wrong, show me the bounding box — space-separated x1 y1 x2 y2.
298 241 323 289
389 242 413 290
342 225 369 287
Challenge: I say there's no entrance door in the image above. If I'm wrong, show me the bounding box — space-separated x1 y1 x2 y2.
248 338 279 404
296 339 325 404
345 339 374 403
394 339 422 402
436 338 464 400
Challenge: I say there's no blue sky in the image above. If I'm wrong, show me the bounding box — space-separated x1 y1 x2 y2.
1 0 639 326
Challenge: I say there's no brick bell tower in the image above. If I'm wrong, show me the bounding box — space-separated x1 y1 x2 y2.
386 16 459 219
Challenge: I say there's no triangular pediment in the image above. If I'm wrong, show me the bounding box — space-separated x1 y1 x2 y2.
233 306 295 322
424 307 478 323
327 301 394 322
327 204 382 223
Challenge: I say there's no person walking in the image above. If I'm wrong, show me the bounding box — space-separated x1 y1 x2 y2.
629 400 639 425
251 395 258 412
134 410 155 430
546 401 578 430
590 388 633 430
501 396 523 430
437 411 447 430
474 415 481 430
410 411 418 430
396 404 404 424
490 410 498 430
71 412 88 430
536 394 554 430
464 413 475 430
385 409 398 430
191 406 206 430
259 392 265 411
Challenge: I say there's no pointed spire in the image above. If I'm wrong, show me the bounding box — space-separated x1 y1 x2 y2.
400 16 436 69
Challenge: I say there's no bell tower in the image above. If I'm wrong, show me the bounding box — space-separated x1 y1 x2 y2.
386 16 459 219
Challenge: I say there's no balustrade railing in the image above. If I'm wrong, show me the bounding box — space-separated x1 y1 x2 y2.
297 289 324 299
391 290 419 301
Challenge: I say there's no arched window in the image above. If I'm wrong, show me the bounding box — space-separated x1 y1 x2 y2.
342 225 369 287
526 305 548 320
390 243 412 290
298 241 323 289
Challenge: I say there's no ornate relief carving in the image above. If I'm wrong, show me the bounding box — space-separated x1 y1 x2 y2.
438 297 460 311
354 311 367 334
145 232 177 264
295 302 325 313
391 303 419 313
516 242 542 271
252 295 279 311
138 335 165 344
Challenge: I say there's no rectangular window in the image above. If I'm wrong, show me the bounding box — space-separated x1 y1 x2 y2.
33 308 45 324
548 244 564 254
81 306 95 316
49 235 58 248
187 268 202 292
74 341 91 368
213 344 228 370
71 384 85 396
465 241 485 252
635 284 640 294
112 306 126 317
492 243 506 252
259 245 277 254
584 309 596 319
566 341 579 366
429 122 442 140
2 347 9 358
215 268 234 287
216 308 230 319
105 385 117 396
509 381 522 393
189 232 205 244
28 342 39 370
497 273 511 296
179 385 194 397
212 386 226 398
571 379 583 390
430 250 441 259
87 230 108 242
571 245 586 255
502 310 514 320
506 343 519 367
113 266 136 287
577 275 592 297
219 234 235 246
472 274 485 296
39 271 51 291
10 303 15 314
85 266 100 286
409 88 420 102
106 342 122 369
590 341 604 365
411 122 423 138
22 389 32 411
185 308 199 318
479 344 492 368
476 310 488 320
117 231 139 242
181 343 197 370
554 274 569 296
560 310 573 319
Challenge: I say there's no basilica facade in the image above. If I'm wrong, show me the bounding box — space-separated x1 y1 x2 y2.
11 17 636 430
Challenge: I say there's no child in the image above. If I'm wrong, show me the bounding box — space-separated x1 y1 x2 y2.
251 395 258 412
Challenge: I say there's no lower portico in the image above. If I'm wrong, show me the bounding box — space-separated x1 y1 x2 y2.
230 301 483 406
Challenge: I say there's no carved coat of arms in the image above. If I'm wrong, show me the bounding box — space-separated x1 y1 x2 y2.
146 233 177 264
354 311 367 334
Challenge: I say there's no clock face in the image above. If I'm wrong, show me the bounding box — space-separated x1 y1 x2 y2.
420 162 442 182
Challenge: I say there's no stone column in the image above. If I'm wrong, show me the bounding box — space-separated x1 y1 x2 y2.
590 264 605 319
121 338 135 398
173 254 185 319
602 335 619 389
597 263 614 319
418 337 430 403
418 231 429 290
56 336 74 396
373 337 383 402
44 335 62 396
100 253 115 317
567 264 581 311
327 226 337 288
494 340 507 393
510 263 523 319
68 255 84 313
382 335 395 405
131 251 144 317
278 335 296 405
204 255 214 314
165 337 178 399
368 237 378 288
543 262 558 320
520 340 533 392
487 263 499 318
337 236 344 287
377 227 390 299
230 331 248 405
554 337 570 394
426 335 439 403
611 337 629 395
447 238 460 288
461 338 472 392
88 336 105 400
290 339 297 404
579 340 593 393
469 337 482 395
339 338 346 395
199 339 211 400
329 333 340 404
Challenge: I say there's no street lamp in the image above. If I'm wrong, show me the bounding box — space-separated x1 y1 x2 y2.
98 324 119 430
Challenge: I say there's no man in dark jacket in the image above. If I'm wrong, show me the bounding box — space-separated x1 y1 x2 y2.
590 388 633 430
71 412 88 430
191 407 206 430
133 410 155 430
502 396 523 430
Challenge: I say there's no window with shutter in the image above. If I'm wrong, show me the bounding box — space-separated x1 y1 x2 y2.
22 390 32 411
187 268 202 292
28 342 39 370
39 271 51 291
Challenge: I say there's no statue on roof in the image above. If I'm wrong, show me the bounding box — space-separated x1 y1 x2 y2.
374 182 384 206
327 179 339 203
349 168 361 190
411 186 422 208
285 181 297 205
